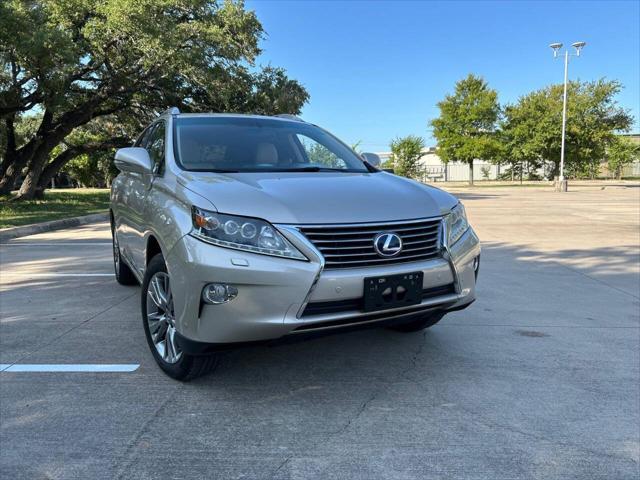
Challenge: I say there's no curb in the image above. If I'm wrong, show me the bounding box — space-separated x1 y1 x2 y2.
0 213 109 242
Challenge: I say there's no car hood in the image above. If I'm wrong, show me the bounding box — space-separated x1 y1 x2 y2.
177 171 458 224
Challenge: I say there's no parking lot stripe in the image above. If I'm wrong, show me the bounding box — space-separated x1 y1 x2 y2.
0 364 140 372
1 273 114 277
0 243 112 246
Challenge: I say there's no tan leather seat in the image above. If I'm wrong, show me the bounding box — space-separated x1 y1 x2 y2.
255 143 278 166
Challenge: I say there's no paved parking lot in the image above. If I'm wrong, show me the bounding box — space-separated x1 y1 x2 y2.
1 185 639 479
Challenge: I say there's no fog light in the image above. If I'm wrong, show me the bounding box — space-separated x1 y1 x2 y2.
202 283 238 304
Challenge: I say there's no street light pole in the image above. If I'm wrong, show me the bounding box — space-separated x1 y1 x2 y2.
559 49 569 189
549 41 586 192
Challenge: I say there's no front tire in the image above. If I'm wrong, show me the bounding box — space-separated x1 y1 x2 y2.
141 254 218 381
389 311 446 332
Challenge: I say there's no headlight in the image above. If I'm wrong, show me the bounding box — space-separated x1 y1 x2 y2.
191 207 307 260
446 203 469 246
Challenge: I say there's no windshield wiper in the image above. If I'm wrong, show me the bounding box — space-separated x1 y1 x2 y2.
274 166 353 172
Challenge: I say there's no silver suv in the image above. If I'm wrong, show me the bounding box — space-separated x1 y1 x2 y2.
110 108 480 380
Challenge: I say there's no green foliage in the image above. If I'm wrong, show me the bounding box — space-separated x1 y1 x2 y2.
62 151 118 187
389 135 425 179
480 165 490 180
501 79 633 179
431 74 502 184
607 136 640 179
304 140 343 168
0 0 309 198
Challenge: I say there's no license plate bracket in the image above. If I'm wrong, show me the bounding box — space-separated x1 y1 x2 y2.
363 272 424 312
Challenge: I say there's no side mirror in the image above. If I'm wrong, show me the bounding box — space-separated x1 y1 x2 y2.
361 152 382 168
114 147 153 174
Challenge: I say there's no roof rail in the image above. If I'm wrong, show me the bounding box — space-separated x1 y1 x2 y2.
275 113 304 122
164 107 180 116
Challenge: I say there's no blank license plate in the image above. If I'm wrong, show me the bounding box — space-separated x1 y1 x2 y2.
363 272 423 312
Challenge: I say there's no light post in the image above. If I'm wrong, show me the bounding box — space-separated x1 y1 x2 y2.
549 41 586 192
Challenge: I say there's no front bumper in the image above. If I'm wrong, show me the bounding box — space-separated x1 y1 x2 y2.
166 225 480 348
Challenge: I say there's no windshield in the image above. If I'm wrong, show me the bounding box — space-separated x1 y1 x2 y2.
173 116 369 173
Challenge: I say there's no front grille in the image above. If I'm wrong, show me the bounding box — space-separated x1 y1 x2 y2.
298 218 442 269
302 283 456 317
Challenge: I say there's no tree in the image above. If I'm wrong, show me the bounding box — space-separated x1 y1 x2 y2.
501 79 633 179
389 135 425 179
62 150 117 187
431 74 501 185
607 136 639 179
0 0 309 199
47 117 130 187
304 140 342 168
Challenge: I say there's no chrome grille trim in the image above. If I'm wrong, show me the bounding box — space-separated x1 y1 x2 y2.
297 217 443 269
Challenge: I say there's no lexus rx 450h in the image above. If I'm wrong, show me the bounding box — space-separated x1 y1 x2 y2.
110 109 480 380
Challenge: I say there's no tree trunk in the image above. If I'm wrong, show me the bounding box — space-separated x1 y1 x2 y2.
36 148 82 191
0 152 30 195
17 153 48 199
468 162 474 185
12 116 88 199
0 164 21 194
520 161 523 185
7 101 115 199
0 116 20 194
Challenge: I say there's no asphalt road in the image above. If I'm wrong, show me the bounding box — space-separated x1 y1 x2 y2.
1 185 639 479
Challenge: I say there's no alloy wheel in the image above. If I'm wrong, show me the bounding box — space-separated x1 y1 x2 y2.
146 272 182 364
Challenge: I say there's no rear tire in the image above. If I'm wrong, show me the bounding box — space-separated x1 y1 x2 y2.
141 253 218 381
388 311 446 332
111 224 137 285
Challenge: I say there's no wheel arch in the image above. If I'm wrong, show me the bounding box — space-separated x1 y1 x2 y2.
146 234 164 266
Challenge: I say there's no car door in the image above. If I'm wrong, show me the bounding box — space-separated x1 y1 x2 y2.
126 121 166 273
115 124 155 273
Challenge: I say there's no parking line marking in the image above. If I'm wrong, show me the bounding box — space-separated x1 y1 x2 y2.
1 273 113 277
0 364 140 372
0 243 112 247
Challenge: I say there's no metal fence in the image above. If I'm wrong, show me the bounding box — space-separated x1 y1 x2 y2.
621 162 640 178
415 161 640 182
415 162 503 183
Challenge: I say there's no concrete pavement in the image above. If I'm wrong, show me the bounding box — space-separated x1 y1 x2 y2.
0 185 638 479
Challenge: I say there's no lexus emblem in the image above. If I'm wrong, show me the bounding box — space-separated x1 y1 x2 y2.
373 232 403 257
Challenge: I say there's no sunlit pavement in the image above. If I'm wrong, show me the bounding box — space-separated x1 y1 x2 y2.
1 185 638 479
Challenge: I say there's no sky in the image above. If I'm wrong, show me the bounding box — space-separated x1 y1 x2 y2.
246 0 640 152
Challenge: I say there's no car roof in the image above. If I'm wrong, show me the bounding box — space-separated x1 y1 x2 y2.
162 112 305 123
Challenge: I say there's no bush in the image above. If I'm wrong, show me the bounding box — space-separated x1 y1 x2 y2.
63 151 118 188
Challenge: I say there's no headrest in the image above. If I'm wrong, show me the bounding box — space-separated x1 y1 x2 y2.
255 143 278 165
180 136 203 166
